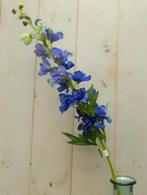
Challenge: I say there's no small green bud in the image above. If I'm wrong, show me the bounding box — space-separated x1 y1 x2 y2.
12 8 17 14
22 21 28 26
25 15 31 21
19 12 25 20
35 18 42 25
19 15 24 20
18 4 24 10
20 33 33 45
35 19 45 32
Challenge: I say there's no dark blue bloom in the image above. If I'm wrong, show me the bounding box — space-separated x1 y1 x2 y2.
57 80 69 92
34 43 49 58
49 65 69 85
94 121 105 129
38 59 51 76
78 123 91 133
59 88 88 113
72 88 88 103
59 94 75 113
76 109 96 133
78 117 96 133
43 28 64 42
71 70 91 83
95 104 112 123
61 60 74 70
51 47 74 70
76 103 111 133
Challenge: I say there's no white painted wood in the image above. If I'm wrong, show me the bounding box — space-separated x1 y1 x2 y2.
0 1 39 195
116 1 147 195
71 1 118 195
1 1 147 195
29 1 78 195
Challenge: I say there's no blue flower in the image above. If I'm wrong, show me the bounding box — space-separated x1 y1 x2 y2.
51 47 62 59
72 88 88 103
94 121 105 129
95 104 112 123
59 88 88 113
71 70 91 83
59 94 75 113
76 103 111 133
34 43 49 58
49 65 69 85
51 47 74 70
38 59 51 76
61 59 74 70
61 51 74 69
54 32 64 41
43 28 64 42
57 80 69 92
78 116 96 133
76 109 96 133
62 50 72 60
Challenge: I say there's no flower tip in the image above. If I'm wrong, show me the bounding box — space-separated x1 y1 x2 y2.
18 4 24 10
12 8 17 14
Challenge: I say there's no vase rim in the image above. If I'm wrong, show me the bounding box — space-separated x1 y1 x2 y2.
110 175 137 186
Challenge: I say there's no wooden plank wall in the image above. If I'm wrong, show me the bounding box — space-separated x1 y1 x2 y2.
0 0 147 195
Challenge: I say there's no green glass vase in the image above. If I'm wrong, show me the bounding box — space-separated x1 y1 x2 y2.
110 176 137 195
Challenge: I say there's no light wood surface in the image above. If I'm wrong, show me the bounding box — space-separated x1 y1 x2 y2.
0 0 146 195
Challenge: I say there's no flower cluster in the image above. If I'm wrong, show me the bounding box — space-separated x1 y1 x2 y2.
12 4 112 147
76 104 112 134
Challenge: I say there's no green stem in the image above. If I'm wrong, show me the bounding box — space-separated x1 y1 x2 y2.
106 155 116 179
98 138 116 179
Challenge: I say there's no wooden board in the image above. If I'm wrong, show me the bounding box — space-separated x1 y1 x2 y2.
29 1 78 195
116 1 147 195
71 0 119 195
0 1 38 195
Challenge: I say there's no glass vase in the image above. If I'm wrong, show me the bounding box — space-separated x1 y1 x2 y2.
110 176 136 195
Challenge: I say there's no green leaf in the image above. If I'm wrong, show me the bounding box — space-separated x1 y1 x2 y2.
77 103 89 115
77 85 99 116
78 133 86 140
68 140 95 145
97 129 106 140
87 85 99 115
90 127 106 141
98 148 104 158
103 129 107 142
63 132 97 146
63 132 80 141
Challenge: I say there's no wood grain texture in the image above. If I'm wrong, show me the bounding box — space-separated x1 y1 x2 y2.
29 1 78 195
0 1 39 195
116 1 147 195
71 0 118 195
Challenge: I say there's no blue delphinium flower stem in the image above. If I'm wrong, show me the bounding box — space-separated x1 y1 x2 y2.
12 4 117 184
